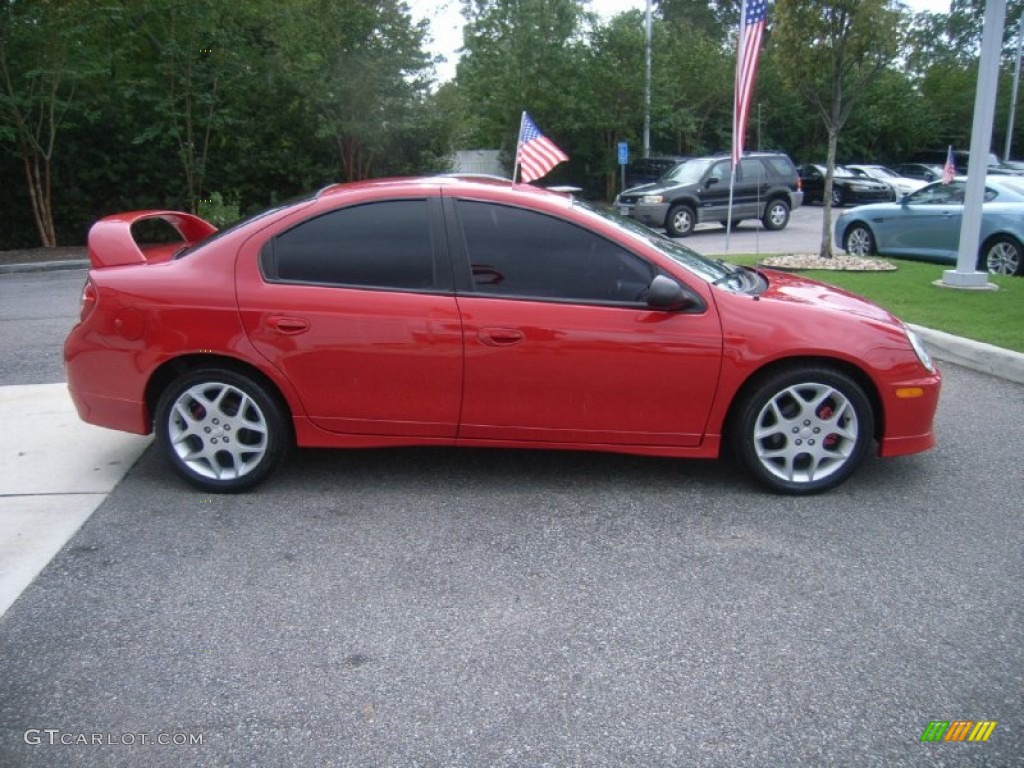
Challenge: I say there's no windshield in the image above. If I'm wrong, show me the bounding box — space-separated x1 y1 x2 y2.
660 158 715 185
575 201 766 294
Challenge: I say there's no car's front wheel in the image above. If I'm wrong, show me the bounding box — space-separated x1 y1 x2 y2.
844 223 876 257
831 186 845 207
731 366 874 494
155 368 290 492
666 204 696 237
762 199 790 231
979 235 1023 276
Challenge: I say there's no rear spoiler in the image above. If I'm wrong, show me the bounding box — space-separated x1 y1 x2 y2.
87 210 218 268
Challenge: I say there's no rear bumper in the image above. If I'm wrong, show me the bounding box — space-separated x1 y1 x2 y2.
67 385 150 435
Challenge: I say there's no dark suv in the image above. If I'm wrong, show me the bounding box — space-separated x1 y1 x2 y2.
615 152 804 237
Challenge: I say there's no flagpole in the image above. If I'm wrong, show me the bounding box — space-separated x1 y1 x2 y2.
727 1 749 254
513 111 526 184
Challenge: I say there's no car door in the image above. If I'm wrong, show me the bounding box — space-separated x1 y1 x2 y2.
880 182 964 259
800 165 825 202
696 159 734 222
446 198 722 447
734 158 767 218
235 196 463 438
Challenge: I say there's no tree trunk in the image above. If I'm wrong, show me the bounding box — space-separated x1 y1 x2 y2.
22 149 57 247
819 127 839 259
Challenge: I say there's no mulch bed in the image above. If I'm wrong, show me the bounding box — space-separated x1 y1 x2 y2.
759 253 898 271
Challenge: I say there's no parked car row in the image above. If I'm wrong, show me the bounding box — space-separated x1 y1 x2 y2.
611 151 1022 276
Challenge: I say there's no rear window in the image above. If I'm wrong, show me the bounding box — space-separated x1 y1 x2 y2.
267 200 436 290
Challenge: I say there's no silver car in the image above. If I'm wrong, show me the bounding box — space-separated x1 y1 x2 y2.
835 176 1024 275
846 164 926 198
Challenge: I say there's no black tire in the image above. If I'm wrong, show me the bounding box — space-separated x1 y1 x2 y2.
978 235 1023 276
665 204 696 237
762 199 790 231
731 366 874 495
831 186 845 207
154 367 291 492
843 223 876 257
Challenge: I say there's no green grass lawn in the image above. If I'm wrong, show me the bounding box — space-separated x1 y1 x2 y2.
727 255 1024 353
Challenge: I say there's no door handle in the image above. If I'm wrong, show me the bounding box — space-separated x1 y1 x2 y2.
478 327 524 347
268 315 310 335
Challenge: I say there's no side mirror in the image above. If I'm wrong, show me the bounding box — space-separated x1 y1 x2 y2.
705 177 720 188
646 274 690 310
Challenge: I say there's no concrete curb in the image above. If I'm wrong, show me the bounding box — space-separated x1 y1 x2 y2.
910 324 1024 385
0 259 88 274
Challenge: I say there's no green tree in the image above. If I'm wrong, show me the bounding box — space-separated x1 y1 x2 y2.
0 0 103 246
275 0 435 182
773 0 903 258
457 0 589 160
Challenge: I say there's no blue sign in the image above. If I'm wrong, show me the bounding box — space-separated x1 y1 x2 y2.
618 142 628 165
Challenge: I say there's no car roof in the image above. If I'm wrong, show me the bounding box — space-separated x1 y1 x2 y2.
304 176 585 218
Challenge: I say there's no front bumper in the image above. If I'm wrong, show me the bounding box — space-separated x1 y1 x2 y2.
632 202 670 228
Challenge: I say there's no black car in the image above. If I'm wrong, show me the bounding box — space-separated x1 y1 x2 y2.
798 164 893 206
615 152 804 237
623 155 688 188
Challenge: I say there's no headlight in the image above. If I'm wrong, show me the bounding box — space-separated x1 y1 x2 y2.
849 184 869 192
905 326 935 373
640 195 665 204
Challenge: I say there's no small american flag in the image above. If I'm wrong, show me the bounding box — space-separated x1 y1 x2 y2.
515 112 568 183
732 0 768 167
942 145 955 184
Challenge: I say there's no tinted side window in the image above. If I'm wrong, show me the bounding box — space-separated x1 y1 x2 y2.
909 183 965 205
738 158 766 183
456 201 655 304
269 200 435 290
763 156 795 177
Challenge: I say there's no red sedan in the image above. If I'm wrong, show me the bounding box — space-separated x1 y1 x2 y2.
64 177 941 494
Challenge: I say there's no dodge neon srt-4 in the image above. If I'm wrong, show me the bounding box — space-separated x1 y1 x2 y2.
65 176 941 494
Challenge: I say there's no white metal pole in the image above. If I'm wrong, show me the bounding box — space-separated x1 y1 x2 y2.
1005 15 1023 161
942 0 1005 289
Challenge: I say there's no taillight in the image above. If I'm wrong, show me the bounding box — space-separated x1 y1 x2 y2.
79 279 97 322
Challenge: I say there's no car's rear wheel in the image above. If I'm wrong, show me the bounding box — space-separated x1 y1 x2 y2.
155 368 290 492
762 199 790 230
979 235 1023 276
844 224 876 257
731 366 874 495
666 204 696 237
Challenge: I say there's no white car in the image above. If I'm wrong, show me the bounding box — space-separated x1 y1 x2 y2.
847 164 926 199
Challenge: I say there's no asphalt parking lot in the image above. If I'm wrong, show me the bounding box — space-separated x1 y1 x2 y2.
1 228 1022 766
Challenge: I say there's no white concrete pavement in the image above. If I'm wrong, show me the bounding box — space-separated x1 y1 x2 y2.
0 383 150 617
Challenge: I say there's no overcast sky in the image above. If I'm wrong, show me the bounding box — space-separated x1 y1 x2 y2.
407 0 956 83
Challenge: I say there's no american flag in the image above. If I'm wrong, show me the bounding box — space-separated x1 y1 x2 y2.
515 112 568 183
732 0 768 167
942 145 955 184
